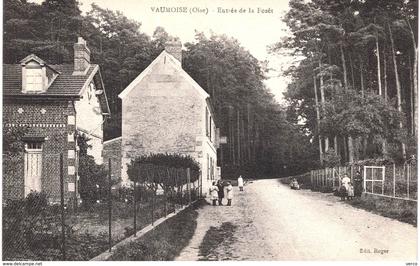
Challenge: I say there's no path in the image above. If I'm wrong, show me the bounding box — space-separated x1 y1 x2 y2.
176 179 417 261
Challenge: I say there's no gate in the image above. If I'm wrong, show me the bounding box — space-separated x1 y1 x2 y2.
363 166 385 195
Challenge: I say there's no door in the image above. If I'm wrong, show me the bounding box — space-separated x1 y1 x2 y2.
24 142 42 196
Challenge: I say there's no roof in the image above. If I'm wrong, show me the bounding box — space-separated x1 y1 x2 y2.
3 61 111 115
3 64 96 97
118 50 210 100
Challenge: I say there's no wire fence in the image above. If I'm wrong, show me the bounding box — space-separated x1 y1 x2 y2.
2 154 201 261
310 162 417 201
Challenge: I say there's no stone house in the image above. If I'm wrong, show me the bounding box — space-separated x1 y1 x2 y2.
3 37 110 202
103 40 219 193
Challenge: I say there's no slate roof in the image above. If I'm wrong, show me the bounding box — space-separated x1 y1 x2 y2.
3 64 96 97
3 62 111 115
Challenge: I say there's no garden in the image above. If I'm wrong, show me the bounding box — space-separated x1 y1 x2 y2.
3 153 202 261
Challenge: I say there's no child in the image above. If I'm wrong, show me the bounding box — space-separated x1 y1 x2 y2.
226 182 233 206
210 181 219 206
238 175 244 191
347 182 355 200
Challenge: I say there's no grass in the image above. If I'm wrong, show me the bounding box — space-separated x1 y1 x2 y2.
108 199 206 261
346 193 417 226
2 197 176 261
198 222 238 261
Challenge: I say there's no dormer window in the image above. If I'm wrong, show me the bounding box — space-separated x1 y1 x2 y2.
26 66 43 92
20 54 59 94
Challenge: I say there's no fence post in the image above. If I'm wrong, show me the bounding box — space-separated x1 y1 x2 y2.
133 180 137 236
407 163 410 199
59 153 66 261
393 164 396 197
363 166 366 192
108 158 112 252
187 168 191 205
381 166 385 195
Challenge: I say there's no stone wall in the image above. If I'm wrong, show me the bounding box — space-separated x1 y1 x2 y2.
120 52 217 186
102 137 122 182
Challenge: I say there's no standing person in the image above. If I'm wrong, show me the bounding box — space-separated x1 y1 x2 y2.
340 174 351 200
226 182 233 206
217 180 225 205
342 174 351 190
238 175 244 192
354 170 363 197
347 182 355 200
209 181 219 206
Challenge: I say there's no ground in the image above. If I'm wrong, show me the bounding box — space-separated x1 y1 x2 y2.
176 179 417 261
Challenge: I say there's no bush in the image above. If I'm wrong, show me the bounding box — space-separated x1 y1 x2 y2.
2 192 73 260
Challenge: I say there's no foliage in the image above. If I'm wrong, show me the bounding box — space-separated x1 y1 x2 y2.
126 153 200 187
77 133 108 204
322 149 341 167
109 200 203 261
273 0 418 165
3 192 68 260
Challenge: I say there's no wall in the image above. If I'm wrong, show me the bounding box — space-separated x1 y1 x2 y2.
120 53 218 189
75 78 104 164
102 137 122 182
3 99 77 202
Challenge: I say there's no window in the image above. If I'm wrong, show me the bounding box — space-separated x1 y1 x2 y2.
210 157 214 180
207 154 210 180
26 68 43 92
205 108 209 137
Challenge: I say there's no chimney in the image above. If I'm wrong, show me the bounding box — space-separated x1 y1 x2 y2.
164 38 182 65
73 37 91 75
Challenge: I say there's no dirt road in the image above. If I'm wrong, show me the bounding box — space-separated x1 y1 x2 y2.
176 179 417 261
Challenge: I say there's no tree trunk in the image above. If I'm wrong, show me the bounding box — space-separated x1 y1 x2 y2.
348 136 354 163
237 108 241 166
375 30 382 96
313 75 323 164
359 55 365 97
319 60 329 152
340 43 348 90
406 19 418 137
384 50 388 102
340 43 353 162
350 54 355 89
334 135 338 156
247 104 251 161
389 23 406 159
409 55 414 135
382 48 388 155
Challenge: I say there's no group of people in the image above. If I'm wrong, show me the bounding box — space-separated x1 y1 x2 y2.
209 175 244 206
339 171 363 200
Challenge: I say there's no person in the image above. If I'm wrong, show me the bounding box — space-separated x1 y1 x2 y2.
354 170 363 197
339 174 351 200
209 181 219 206
226 182 233 206
347 182 355 200
217 180 225 205
238 175 244 192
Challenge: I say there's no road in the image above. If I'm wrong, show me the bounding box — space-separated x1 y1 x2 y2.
176 179 417 261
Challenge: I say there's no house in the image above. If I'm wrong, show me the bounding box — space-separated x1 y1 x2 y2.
3 37 110 202
103 39 219 193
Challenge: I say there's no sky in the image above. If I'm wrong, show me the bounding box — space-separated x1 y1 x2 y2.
35 0 296 102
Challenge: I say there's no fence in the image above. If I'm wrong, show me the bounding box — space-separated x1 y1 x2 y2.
2 155 201 261
310 162 417 201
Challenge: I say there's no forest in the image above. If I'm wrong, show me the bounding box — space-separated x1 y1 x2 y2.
3 0 417 178
272 0 418 166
